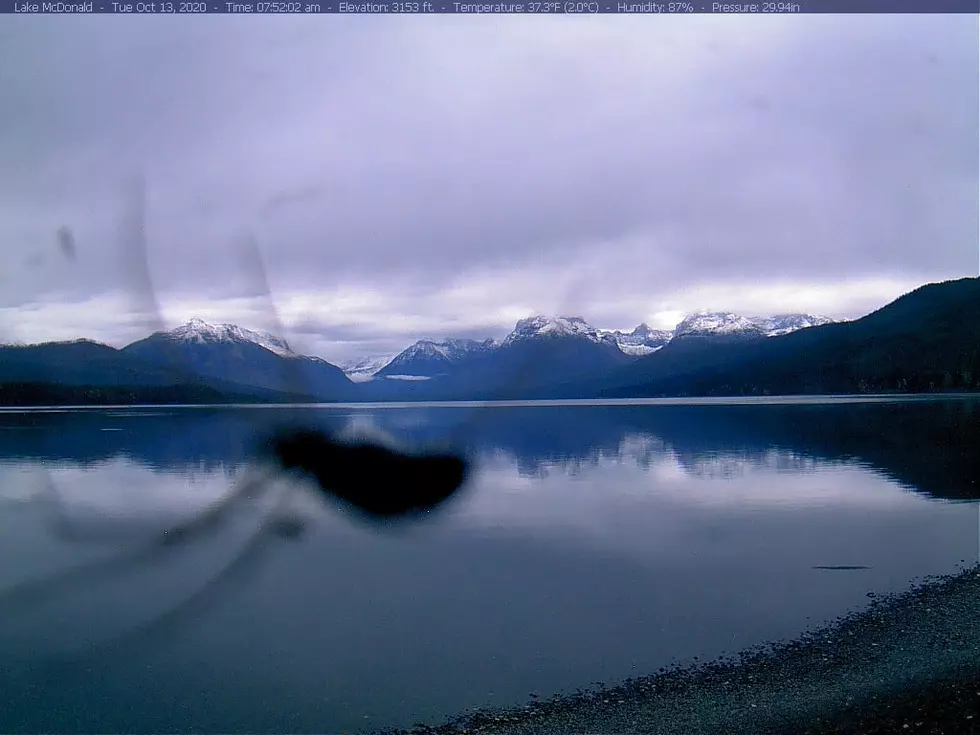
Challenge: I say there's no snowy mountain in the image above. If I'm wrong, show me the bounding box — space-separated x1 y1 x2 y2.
673 312 765 339
604 323 673 356
671 311 836 340
481 315 630 396
2 310 839 403
164 318 295 357
752 314 836 337
502 316 613 345
375 337 498 379
123 319 353 399
11 278 980 406
601 278 980 398
339 355 396 382
366 316 631 395
371 311 834 385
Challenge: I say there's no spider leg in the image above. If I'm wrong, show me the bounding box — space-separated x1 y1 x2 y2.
0 465 276 613
62 469 303 661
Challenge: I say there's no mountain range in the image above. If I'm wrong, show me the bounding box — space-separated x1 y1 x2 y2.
345 312 835 381
1 277 977 405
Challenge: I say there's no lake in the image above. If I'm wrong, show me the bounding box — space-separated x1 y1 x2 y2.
0 397 977 733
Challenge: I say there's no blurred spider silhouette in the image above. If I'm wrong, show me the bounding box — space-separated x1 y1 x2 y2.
0 172 469 660
268 427 467 519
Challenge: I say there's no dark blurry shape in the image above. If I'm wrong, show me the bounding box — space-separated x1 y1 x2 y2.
0 465 316 663
269 428 468 520
230 229 470 519
268 515 307 539
0 427 468 659
812 565 872 571
56 225 76 260
119 170 164 334
234 230 281 300
11 467 276 581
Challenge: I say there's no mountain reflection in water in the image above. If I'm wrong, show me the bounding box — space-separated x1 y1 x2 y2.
0 398 976 734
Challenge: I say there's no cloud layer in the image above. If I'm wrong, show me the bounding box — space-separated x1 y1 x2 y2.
1 15 976 360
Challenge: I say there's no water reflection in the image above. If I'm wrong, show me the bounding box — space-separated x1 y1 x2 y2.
0 399 977 733
0 398 976 500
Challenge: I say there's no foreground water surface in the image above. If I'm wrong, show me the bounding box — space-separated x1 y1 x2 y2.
0 397 977 733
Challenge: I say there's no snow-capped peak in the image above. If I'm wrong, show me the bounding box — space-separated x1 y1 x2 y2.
602 323 674 356
754 314 836 336
672 311 836 339
165 318 295 356
373 336 499 378
673 311 764 338
339 354 396 382
402 340 453 361
399 337 496 361
503 315 604 345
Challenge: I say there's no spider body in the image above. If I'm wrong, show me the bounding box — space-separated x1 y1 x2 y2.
269 427 469 519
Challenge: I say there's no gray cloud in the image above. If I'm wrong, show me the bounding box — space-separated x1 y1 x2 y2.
0 15 976 359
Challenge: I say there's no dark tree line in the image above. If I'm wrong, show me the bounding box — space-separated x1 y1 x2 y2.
0 382 238 407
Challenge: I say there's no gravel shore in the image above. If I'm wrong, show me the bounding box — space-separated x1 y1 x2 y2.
376 565 980 735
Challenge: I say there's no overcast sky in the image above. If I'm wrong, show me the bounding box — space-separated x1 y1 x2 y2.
0 15 976 362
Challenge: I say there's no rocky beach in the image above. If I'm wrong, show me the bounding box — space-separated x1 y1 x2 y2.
378 565 980 735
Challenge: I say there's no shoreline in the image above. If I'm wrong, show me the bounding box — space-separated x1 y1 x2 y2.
2 392 979 412
374 565 980 735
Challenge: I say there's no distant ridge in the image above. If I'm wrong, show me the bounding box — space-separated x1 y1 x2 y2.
351 310 835 381
1 279 977 405
597 277 980 398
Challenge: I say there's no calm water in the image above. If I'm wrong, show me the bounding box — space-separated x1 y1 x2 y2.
0 398 977 733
